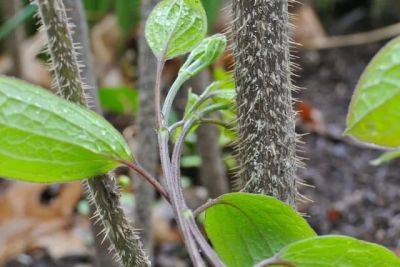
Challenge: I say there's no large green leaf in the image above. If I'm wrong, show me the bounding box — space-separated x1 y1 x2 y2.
346 37 400 148
267 235 400 267
0 77 132 183
204 193 316 267
145 0 207 59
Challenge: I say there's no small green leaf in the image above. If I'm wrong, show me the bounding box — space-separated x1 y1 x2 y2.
179 34 227 77
204 193 316 267
271 235 400 267
371 149 400 165
99 86 139 115
346 37 400 148
0 77 132 183
145 0 207 59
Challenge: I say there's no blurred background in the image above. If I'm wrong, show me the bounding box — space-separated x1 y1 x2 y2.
1 0 400 266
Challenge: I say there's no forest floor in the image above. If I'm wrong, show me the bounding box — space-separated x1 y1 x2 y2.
297 43 400 251
2 9 400 267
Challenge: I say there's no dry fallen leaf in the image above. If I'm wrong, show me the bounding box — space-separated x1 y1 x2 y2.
0 181 83 264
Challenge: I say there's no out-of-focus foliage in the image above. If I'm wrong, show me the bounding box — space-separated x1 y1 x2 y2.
201 0 222 31
115 0 140 36
99 86 139 115
0 4 36 40
370 0 400 24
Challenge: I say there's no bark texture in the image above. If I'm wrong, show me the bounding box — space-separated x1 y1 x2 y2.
191 70 229 198
233 0 297 206
34 0 150 265
133 0 159 255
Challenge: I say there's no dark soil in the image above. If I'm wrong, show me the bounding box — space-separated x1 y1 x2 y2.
296 44 400 250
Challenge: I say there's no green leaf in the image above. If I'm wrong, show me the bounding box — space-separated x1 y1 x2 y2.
204 193 316 267
0 77 132 183
270 235 400 267
145 0 207 59
0 4 37 40
99 86 139 115
179 34 227 77
371 149 400 165
345 37 400 148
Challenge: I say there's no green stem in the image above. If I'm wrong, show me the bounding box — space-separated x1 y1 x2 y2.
162 74 188 124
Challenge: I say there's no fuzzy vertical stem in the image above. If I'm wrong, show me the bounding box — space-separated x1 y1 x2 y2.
62 1 117 266
233 0 297 206
34 0 150 266
133 0 159 256
63 0 100 111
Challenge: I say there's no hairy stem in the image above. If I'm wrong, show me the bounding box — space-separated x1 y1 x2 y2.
233 0 297 206
34 0 149 265
62 0 116 266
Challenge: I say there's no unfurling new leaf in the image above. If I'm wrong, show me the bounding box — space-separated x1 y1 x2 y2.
0 77 132 183
180 34 227 77
145 0 207 59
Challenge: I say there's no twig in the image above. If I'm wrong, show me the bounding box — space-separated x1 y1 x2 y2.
121 160 170 203
303 22 400 50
